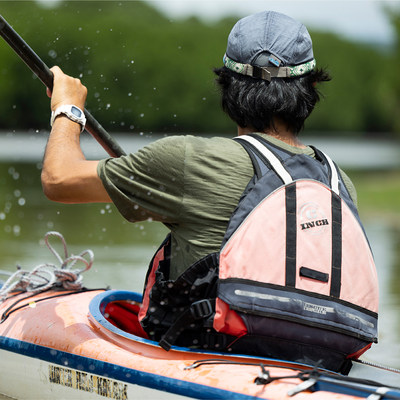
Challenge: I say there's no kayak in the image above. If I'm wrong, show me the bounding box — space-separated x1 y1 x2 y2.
1 287 400 400
1 232 399 399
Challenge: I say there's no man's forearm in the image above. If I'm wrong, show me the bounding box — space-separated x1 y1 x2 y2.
41 117 110 203
41 66 111 204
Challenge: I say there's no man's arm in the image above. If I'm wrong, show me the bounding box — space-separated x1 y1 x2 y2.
41 66 111 203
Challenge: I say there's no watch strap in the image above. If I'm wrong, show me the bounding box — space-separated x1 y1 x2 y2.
50 105 86 132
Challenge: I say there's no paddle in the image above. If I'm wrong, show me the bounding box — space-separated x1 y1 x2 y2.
0 14 126 158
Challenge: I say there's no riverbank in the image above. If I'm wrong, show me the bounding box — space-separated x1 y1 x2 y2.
1 132 400 169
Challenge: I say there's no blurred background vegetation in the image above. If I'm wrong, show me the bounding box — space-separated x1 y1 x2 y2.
0 0 399 137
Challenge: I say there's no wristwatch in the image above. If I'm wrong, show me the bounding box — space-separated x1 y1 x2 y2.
50 105 87 132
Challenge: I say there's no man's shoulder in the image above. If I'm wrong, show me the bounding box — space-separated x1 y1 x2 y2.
148 134 243 155
153 134 235 145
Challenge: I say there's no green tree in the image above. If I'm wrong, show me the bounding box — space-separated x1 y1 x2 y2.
385 7 400 135
0 1 398 137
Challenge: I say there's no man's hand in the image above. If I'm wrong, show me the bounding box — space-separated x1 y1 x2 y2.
47 66 87 111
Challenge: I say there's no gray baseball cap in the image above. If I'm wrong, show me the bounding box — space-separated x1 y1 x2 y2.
224 11 316 81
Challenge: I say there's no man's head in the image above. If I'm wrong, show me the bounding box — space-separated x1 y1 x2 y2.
215 11 330 134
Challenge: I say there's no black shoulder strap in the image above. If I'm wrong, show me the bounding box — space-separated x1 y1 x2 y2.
236 138 264 179
309 145 340 196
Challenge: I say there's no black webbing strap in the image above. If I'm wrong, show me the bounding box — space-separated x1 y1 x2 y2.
159 299 213 351
236 139 263 179
330 192 342 297
285 182 297 287
178 252 219 287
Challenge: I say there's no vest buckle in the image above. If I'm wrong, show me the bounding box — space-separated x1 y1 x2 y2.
190 299 213 319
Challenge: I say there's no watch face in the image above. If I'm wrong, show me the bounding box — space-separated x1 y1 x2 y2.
71 106 82 118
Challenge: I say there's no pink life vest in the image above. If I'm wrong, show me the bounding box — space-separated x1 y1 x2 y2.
214 135 378 342
139 134 378 373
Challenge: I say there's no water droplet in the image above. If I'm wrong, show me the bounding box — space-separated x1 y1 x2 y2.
4 202 12 213
48 50 57 59
18 198 26 206
13 225 21 236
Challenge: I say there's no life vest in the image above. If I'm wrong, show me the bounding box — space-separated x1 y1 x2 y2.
138 134 379 374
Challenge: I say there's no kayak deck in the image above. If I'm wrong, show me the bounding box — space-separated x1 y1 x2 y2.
0 288 399 400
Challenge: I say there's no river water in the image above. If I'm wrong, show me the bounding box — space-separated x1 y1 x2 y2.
0 132 399 394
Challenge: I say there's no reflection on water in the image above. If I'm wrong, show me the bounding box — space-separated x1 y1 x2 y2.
0 160 400 387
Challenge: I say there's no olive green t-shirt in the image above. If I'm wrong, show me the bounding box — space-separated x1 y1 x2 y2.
97 134 357 279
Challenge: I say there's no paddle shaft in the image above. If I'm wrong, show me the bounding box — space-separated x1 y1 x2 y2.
0 15 126 157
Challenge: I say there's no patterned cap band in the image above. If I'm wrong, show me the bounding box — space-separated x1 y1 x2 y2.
223 54 316 81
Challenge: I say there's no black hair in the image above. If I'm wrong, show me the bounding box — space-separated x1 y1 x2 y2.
214 66 331 134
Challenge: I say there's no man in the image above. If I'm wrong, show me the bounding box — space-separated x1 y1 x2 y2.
43 10 355 274
43 11 377 373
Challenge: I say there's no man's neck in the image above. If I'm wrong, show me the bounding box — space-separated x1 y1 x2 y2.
237 126 306 149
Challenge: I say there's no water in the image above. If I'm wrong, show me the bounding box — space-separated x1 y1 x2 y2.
1 131 400 169
0 133 399 394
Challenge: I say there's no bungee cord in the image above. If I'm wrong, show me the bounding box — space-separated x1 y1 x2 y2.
0 231 94 302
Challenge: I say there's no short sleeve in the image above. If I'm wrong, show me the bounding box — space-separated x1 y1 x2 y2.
97 136 186 223
339 168 358 207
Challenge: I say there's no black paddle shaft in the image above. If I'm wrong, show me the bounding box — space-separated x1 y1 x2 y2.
0 15 126 157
